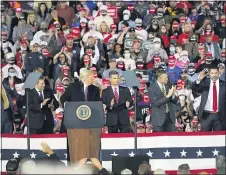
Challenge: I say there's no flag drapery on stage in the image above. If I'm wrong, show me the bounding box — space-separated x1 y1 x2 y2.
1 132 225 174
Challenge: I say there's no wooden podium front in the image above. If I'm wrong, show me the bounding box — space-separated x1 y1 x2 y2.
67 128 101 163
63 101 105 164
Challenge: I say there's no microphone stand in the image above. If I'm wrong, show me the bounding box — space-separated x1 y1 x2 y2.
25 88 30 157
132 87 138 155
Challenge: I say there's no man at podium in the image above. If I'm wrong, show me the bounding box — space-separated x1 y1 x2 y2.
60 69 101 132
59 70 101 162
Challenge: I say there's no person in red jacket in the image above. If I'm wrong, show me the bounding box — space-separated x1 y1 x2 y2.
158 25 169 49
199 27 219 43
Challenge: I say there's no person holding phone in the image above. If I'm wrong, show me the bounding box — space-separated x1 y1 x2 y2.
148 69 178 132
192 66 226 131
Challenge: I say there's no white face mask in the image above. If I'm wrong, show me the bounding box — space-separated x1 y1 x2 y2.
169 46 175 53
181 55 188 62
154 43 161 49
8 72 17 77
123 14 130 21
20 47 27 51
64 29 70 35
124 53 130 59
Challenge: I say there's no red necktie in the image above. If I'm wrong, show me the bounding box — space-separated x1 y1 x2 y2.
212 82 217 112
114 88 119 103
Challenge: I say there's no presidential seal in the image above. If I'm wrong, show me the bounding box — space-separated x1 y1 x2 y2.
76 105 91 120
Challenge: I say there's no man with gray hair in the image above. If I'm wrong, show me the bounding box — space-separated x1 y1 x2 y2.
216 155 225 174
178 164 190 175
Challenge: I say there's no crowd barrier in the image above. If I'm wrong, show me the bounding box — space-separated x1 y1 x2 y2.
1 131 225 174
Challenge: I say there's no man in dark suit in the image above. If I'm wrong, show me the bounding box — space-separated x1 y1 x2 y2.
27 77 56 134
60 70 101 162
60 69 101 105
192 66 226 131
148 69 178 132
60 69 101 132
102 70 133 133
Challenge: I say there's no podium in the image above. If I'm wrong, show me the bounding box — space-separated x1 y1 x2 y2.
63 101 105 164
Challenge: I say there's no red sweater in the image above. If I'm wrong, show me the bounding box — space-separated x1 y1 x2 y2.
199 34 219 43
178 33 189 45
161 34 169 49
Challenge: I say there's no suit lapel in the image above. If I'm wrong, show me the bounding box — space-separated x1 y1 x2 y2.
155 82 164 97
118 86 123 104
219 80 224 107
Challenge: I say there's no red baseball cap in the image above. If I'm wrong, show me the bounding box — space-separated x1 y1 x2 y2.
66 34 74 40
168 55 176 61
110 24 117 30
170 35 177 40
71 28 80 36
206 52 212 57
49 24 55 30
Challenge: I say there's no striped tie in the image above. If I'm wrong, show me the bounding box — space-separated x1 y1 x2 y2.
161 86 169 113
84 87 88 101
114 88 119 103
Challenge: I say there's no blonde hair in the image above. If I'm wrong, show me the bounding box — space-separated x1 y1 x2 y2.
27 12 35 24
182 22 192 33
99 21 110 33
79 69 93 82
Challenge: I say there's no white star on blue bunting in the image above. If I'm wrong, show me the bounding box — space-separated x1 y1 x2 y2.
163 150 171 157
111 152 118 156
129 151 135 157
13 151 20 158
196 149 203 157
180 149 187 157
212 149 219 156
146 150 153 157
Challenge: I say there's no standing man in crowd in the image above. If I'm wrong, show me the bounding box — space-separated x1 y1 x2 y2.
102 71 133 133
192 66 226 131
24 40 49 78
148 69 178 132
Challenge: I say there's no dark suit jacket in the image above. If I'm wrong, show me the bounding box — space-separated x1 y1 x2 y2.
192 78 226 126
148 82 178 126
27 88 56 130
102 86 133 126
60 81 101 106
60 81 101 133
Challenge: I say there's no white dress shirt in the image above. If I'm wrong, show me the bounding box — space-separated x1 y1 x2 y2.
83 84 88 93
204 79 219 112
112 86 119 97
